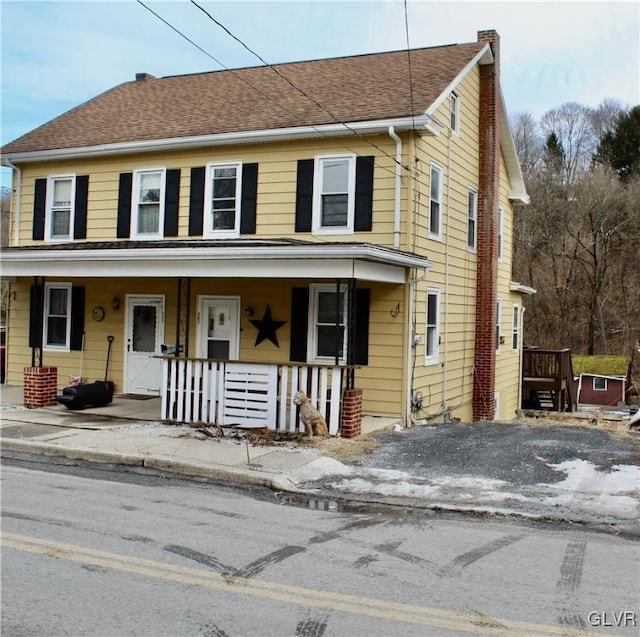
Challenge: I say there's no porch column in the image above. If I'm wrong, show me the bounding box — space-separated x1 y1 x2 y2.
345 278 356 390
24 366 58 408
341 388 362 438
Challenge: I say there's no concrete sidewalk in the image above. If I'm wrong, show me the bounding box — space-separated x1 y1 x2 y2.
0 385 352 492
2 384 639 535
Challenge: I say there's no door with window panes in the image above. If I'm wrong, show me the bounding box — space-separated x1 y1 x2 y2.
197 297 239 360
310 285 346 362
125 295 164 395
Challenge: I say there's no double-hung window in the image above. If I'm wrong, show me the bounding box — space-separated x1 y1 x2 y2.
425 288 440 364
44 283 72 350
450 92 460 134
467 187 477 251
429 163 443 239
46 176 75 241
132 168 165 239
308 284 347 362
205 162 242 238
512 305 520 351
313 154 356 233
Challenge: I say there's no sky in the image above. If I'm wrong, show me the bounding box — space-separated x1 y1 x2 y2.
1 0 639 188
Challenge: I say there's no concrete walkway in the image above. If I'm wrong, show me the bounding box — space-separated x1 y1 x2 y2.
2 385 639 535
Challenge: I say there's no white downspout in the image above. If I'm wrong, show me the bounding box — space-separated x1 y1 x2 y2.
5 159 22 246
405 272 415 426
405 269 428 426
443 128 453 414
388 126 402 249
518 306 526 413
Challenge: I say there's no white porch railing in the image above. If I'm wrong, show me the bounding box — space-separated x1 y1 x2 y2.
161 359 344 435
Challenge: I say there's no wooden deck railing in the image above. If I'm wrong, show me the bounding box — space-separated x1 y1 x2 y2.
522 348 578 412
160 358 345 435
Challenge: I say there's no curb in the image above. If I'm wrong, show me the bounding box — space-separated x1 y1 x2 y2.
1 438 143 467
0 438 298 493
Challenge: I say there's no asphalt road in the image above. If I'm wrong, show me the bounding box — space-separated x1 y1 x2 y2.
2 458 639 636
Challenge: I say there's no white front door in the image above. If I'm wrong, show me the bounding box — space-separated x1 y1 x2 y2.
197 296 240 360
125 295 165 395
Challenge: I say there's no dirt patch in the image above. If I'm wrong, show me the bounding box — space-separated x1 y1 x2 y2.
299 432 381 462
516 414 640 445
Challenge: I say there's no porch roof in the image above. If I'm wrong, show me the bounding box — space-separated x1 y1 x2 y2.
1 239 431 284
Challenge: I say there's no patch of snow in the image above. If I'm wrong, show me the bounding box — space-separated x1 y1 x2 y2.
540 460 640 520
328 478 442 499
429 476 509 489
289 457 354 484
115 424 196 438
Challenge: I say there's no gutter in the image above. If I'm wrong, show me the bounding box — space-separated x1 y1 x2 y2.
1 243 432 269
388 126 402 249
4 158 21 246
1 115 437 165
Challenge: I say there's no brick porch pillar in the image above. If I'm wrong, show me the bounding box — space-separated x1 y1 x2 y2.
23 366 58 408
341 388 362 439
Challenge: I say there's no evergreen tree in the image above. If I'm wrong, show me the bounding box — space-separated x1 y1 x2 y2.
595 105 640 182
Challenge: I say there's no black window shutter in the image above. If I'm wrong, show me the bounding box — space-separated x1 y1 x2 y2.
354 156 374 232
33 178 47 241
189 166 205 236
290 287 310 362
29 284 44 349
163 168 181 237
295 159 314 232
353 288 371 365
73 175 89 239
240 163 258 234
70 286 85 351
117 172 133 238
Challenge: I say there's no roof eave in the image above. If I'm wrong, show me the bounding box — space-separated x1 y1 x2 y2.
510 281 536 295
0 243 432 283
1 115 434 165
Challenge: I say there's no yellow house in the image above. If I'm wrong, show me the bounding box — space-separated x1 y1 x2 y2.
1 30 531 434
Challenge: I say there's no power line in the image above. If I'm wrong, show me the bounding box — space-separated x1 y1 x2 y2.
189 0 411 172
136 0 401 180
403 0 417 133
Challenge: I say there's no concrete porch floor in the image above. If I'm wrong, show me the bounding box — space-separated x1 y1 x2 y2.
0 385 399 436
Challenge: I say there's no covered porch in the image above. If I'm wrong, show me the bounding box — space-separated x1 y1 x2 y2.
3 239 431 435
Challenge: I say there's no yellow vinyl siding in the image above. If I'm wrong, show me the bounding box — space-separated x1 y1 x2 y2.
408 67 481 422
495 150 523 419
7 59 526 423
7 277 407 417
15 137 401 248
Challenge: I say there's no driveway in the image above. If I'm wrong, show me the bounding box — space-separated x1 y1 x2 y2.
303 420 640 533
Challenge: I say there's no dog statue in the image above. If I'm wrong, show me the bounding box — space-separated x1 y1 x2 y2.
292 391 329 437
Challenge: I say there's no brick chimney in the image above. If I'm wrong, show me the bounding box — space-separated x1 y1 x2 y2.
135 73 155 82
473 30 501 421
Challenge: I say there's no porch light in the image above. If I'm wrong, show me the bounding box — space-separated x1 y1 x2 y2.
111 296 120 310
244 306 254 317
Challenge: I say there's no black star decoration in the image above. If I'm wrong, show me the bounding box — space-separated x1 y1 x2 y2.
250 305 287 348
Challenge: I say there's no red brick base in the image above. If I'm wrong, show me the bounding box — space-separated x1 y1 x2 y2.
23 366 58 408
341 388 362 439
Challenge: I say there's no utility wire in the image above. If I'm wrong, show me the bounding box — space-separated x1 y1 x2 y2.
403 0 417 133
189 0 411 172
136 0 400 180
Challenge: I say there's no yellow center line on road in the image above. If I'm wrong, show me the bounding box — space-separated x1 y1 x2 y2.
1 532 608 637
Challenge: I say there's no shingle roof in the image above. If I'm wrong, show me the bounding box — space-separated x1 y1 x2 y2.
2 42 485 154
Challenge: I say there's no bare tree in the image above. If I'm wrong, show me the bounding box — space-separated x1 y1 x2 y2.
513 100 640 356
540 102 597 184
510 111 544 179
